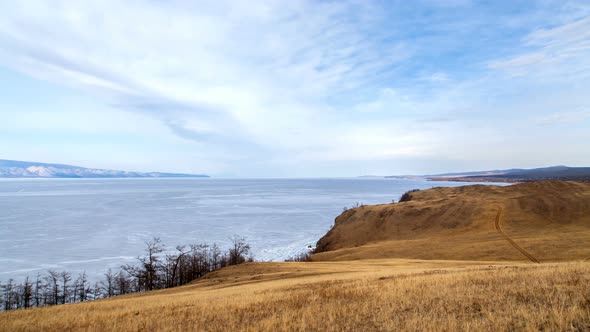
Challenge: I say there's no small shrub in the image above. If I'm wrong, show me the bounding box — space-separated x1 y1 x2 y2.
399 189 420 202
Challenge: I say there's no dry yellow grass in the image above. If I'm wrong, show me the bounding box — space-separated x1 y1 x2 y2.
314 181 590 262
2 260 590 331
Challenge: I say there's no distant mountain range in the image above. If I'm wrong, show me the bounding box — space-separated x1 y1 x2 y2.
386 166 590 182
0 159 209 178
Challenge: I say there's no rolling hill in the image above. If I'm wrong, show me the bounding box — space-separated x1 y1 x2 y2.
2 260 589 331
314 181 590 262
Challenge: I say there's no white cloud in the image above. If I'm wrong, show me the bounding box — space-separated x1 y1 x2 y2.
0 1 411 164
537 108 590 125
488 16 590 79
1 1 589 176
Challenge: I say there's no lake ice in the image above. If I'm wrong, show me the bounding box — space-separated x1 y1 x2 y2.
0 178 503 281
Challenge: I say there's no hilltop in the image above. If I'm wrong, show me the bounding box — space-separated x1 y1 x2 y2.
314 181 590 262
0 159 209 178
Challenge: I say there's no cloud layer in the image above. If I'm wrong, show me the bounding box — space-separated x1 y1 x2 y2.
1 1 589 176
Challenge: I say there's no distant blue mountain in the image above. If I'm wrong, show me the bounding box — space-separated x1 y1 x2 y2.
425 166 590 182
0 159 209 178
384 165 590 182
429 165 574 177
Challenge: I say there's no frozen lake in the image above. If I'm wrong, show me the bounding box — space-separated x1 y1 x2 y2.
0 178 504 281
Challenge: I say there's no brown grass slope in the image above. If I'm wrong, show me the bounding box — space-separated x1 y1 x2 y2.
314 181 590 262
3 261 590 331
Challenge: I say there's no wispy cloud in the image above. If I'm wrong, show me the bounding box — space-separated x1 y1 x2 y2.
0 1 405 148
1 1 589 176
537 108 590 125
488 16 590 79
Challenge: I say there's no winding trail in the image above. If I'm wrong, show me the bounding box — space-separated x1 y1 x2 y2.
495 206 540 263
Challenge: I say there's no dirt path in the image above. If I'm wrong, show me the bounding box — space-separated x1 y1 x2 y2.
495 207 540 263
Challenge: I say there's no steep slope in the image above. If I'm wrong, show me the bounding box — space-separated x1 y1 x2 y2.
314 181 590 262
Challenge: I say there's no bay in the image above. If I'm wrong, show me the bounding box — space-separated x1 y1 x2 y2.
0 178 506 281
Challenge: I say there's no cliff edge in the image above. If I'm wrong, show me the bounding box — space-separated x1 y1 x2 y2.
314 181 590 262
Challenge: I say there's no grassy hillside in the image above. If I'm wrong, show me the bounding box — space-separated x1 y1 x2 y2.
2 260 590 331
314 181 590 262
3 180 590 331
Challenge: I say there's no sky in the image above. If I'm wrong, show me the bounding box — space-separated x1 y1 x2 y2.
0 1 589 177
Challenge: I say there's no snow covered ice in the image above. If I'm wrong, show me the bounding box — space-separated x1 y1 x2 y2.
0 178 488 281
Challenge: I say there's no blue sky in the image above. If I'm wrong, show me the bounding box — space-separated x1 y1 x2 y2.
0 0 589 177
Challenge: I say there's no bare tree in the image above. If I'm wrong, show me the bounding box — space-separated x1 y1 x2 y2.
190 243 210 278
60 271 72 304
33 273 44 307
229 235 251 266
90 281 101 300
75 272 90 302
210 243 222 271
139 237 165 291
0 280 10 310
115 270 131 295
22 276 33 308
100 269 116 298
1 235 253 312
45 270 60 305
4 279 15 310
169 245 192 287
121 263 143 292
